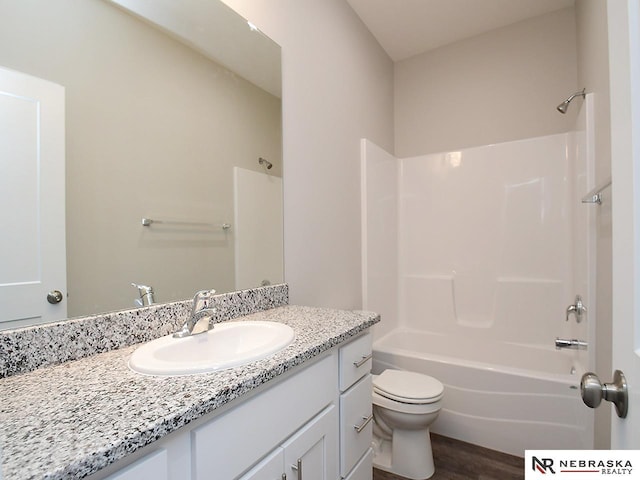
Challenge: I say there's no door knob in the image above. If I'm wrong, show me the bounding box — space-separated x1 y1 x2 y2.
47 290 64 304
580 370 628 418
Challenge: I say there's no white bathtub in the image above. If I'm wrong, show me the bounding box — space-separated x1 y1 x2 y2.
372 329 594 456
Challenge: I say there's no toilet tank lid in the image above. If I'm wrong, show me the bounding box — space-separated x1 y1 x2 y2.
373 369 444 400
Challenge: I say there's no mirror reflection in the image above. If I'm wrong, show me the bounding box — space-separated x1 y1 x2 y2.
0 0 283 328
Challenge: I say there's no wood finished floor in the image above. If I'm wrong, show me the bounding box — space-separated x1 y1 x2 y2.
373 434 524 480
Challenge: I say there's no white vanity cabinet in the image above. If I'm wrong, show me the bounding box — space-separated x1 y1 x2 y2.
98 330 374 480
236 332 374 480
338 332 373 480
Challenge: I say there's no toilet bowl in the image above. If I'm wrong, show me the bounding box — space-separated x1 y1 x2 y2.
372 369 444 480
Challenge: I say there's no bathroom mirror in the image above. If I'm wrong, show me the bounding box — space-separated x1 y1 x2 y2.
0 0 283 325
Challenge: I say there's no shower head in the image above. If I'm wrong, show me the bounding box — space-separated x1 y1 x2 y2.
556 88 586 114
258 157 273 170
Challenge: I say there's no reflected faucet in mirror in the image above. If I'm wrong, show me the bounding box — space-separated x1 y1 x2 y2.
173 290 217 338
131 283 155 307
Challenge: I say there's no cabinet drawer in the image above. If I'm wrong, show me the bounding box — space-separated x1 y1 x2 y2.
343 448 373 480
340 374 372 477
339 333 372 391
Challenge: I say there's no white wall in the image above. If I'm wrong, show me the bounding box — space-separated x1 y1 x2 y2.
220 0 395 310
394 7 578 157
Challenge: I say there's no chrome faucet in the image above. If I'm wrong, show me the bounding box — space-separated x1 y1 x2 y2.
555 338 588 350
131 283 155 307
173 289 217 338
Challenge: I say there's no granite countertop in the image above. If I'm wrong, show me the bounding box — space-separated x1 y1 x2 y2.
0 305 379 480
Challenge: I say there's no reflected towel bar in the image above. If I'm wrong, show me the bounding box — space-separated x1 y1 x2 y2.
141 218 231 230
581 178 611 205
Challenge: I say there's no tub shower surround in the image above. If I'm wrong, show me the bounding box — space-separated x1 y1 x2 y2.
362 133 588 349
362 96 595 455
0 286 379 480
0 284 289 378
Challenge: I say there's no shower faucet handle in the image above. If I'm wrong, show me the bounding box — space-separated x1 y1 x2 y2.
566 295 586 323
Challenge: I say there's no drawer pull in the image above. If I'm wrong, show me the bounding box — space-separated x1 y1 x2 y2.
353 353 372 368
291 458 302 480
354 414 373 433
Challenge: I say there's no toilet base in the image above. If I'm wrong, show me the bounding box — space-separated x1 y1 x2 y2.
372 428 435 480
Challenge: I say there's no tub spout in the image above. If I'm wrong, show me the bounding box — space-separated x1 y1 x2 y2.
555 338 588 350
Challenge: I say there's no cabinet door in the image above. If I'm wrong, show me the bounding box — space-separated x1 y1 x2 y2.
238 447 284 480
283 405 338 480
104 449 168 480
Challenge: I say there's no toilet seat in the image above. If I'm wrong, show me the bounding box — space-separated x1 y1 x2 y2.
372 390 442 415
373 370 444 404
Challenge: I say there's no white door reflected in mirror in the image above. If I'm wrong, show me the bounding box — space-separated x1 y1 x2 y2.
0 67 67 329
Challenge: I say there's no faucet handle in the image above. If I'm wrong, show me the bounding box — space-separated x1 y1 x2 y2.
192 289 216 311
566 295 586 323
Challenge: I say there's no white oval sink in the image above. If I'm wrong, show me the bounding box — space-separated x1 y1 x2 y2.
129 321 295 376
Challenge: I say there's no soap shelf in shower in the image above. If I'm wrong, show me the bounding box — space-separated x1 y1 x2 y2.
581 178 611 205
141 218 231 230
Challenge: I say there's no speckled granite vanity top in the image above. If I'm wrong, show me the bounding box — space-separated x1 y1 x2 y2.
0 305 379 480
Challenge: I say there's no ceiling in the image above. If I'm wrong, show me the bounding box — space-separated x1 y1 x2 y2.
111 0 282 97
346 0 575 61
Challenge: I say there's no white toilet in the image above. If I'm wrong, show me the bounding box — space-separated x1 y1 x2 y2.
371 369 444 480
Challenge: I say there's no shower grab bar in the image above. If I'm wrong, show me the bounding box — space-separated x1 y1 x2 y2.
141 217 231 230
581 178 611 205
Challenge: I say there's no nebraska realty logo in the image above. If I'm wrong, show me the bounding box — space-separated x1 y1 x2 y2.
525 451 640 478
